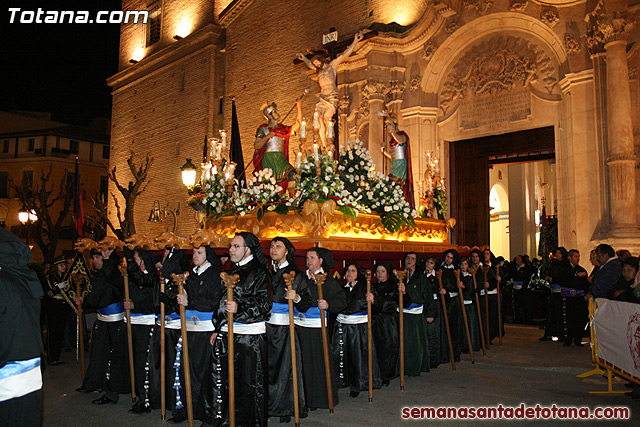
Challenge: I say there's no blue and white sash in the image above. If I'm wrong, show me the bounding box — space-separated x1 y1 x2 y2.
97 301 125 322
127 312 156 325
337 310 368 324
293 306 327 328
267 302 290 326
399 303 423 315
221 321 266 335
0 358 41 402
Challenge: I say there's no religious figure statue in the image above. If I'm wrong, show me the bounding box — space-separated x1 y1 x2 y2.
380 111 415 210
297 31 364 149
253 99 302 196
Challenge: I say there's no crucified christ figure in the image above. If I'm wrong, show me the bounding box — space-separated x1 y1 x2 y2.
297 31 364 149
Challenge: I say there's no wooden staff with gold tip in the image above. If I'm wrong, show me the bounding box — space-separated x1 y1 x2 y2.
160 276 166 420
455 269 474 364
482 266 491 349
172 272 194 427
283 272 301 427
221 272 240 427
310 271 333 413
496 265 503 346
365 270 373 402
436 270 456 371
470 267 487 355
119 258 136 402
394 269 406 390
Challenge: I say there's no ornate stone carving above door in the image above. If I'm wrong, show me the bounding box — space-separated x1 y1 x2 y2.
438 34 559 114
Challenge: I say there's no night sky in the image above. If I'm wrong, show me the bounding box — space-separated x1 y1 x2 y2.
1 1 123 125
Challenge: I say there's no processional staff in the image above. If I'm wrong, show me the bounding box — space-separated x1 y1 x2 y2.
454 269 474 364
221 272 240 427
365 270 373 402
394 269 407 390
482 266 491 349
283 272 301 427
470 267 487 355
496 265 503 346
310 271 334 413
120 258 136 402
160 276 167 420
172 272 194 427
436 270 456 371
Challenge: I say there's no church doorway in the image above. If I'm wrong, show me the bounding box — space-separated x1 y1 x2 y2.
450 126 555 261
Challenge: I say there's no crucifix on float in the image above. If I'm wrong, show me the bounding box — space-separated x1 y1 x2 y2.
295 29 375 155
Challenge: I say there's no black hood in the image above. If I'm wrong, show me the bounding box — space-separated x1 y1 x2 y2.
0 229 43 299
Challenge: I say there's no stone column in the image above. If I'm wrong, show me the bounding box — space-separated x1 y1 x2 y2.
603 33 638 234
364 80 387 173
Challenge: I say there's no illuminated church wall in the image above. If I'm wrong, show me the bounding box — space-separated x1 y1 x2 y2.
108 0 640 256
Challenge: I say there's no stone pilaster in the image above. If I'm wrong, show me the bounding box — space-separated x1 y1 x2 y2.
602 23 639 234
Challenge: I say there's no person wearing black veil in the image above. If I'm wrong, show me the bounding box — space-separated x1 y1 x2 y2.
0 229 44 425
146 245 189 417
296 247 345 410
169 245 222 424
122 246 159 414
437 249 462 363
482 249 505 344
266 237 311 422
77 247 130 404
372 261 410 385
200 232 272 427
423 256 441 368
402 252 431 376
332 261 382 397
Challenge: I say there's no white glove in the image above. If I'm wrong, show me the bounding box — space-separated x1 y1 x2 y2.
56 281 68 290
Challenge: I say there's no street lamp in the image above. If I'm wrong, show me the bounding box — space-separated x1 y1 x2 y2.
180 158 197 191
18 209 37 247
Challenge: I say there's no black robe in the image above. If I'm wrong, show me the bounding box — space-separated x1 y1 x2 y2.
297 271 345 410
199 258 272 427
460 272 481 352
171 263 222 420
562 263 589 343
80 258 130 395
437 265 462 362
423 271 441 368
125 253 159 409
402 269 430 375
543 259 570 339
511 264 534 324
266 263 311 418
482 264 504 343
332 279 381 393
372 278 410 382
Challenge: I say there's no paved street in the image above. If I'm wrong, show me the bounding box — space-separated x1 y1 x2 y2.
42 324 637 426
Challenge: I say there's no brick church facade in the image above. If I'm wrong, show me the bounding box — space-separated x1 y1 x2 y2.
107 0 640 257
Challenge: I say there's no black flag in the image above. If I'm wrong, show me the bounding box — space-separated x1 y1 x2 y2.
229 98 246 187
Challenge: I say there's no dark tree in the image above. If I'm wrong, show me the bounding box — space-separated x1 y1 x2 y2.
95 151 153 239
10 166 73 261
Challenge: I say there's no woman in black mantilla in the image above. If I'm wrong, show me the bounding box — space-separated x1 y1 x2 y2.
423 257 441 369
296 247 345 410
199 232 272 427
266 237 311 422
122 247 159 414
483 249 505 344
372 262 410 385
332 261 381 397
458 257 482 353
437 249 462 363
